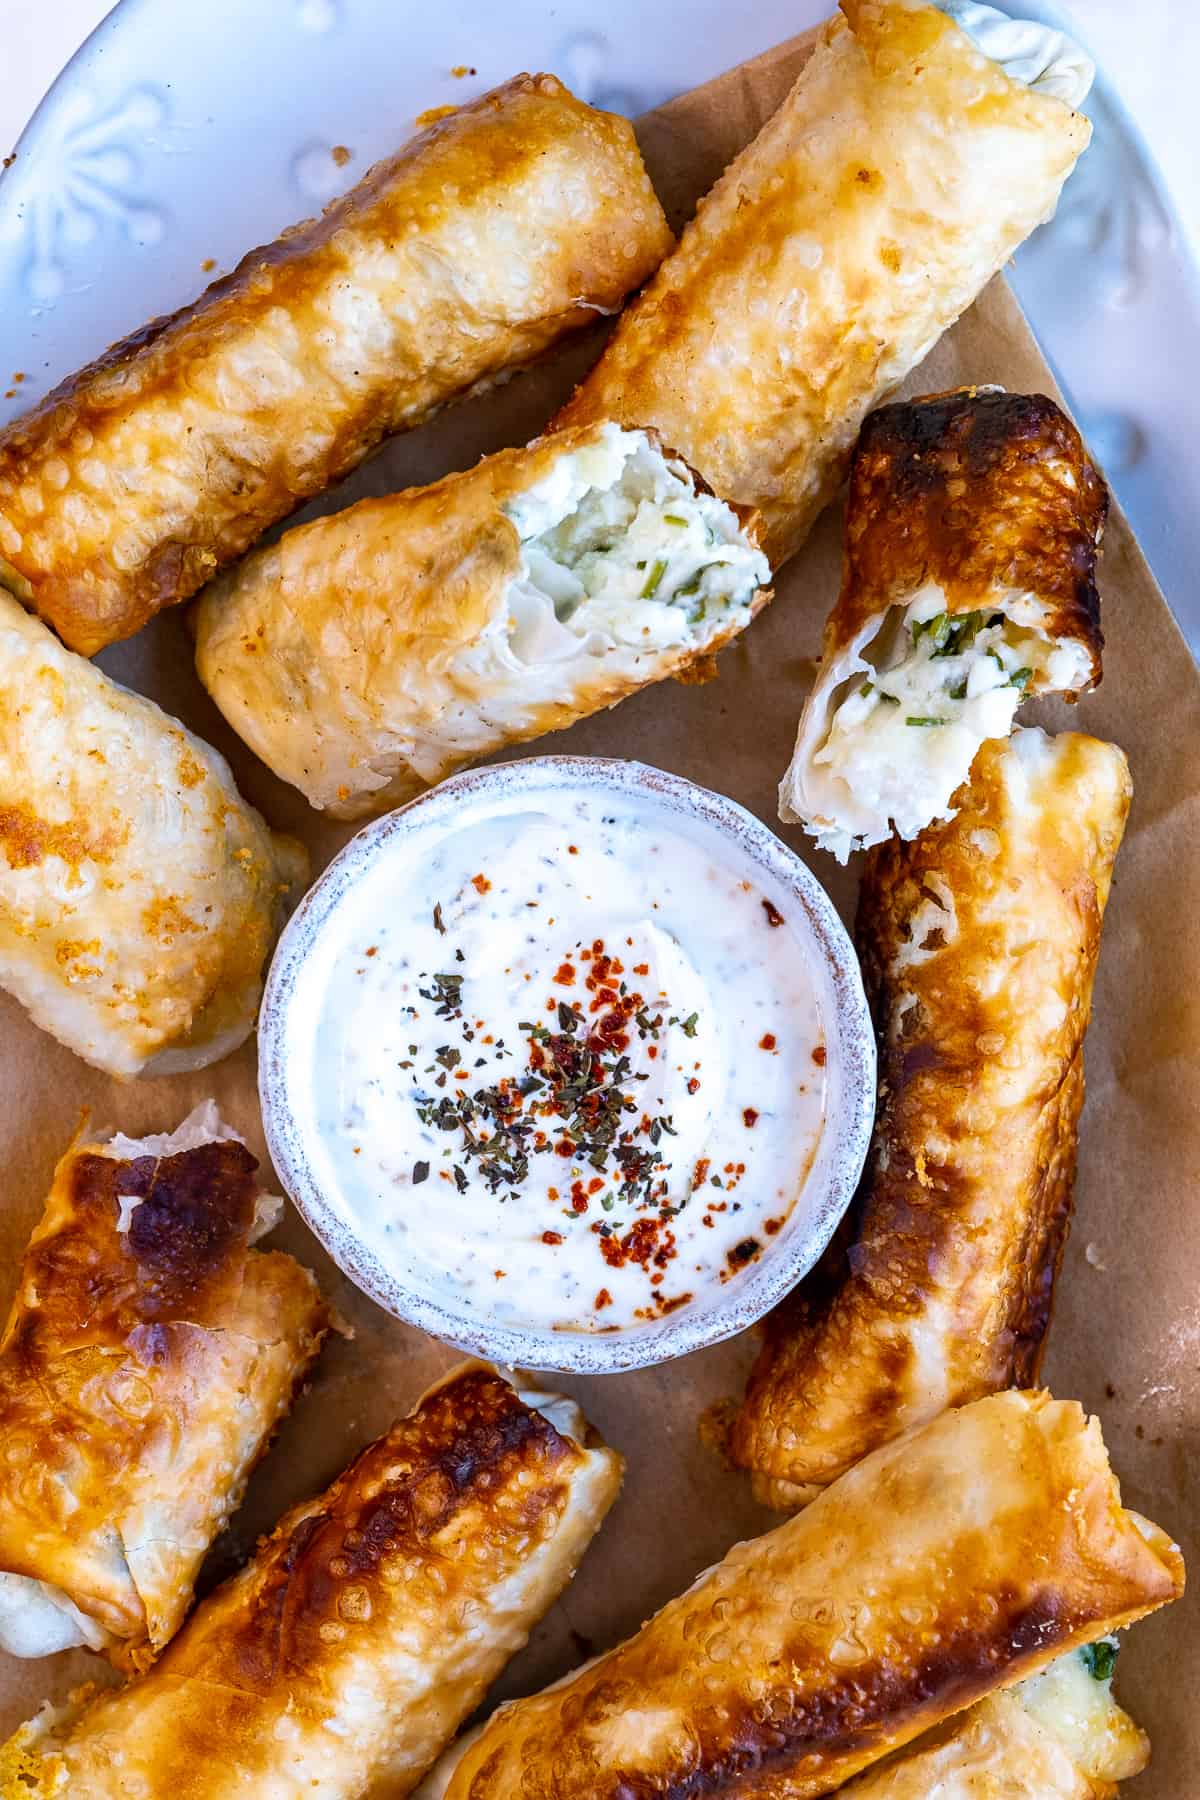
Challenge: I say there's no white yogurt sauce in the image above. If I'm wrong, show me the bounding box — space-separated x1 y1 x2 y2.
306 784 827 1334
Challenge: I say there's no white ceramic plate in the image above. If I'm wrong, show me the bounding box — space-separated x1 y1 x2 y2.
0 0 1197 652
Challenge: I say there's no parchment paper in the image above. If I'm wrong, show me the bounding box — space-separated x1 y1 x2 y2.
0 25 1195 1792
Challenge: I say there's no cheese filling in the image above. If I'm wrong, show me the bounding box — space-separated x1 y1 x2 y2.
1018 1640 1149 1784
500 426 769 666
937 0 1095 108
783 585 1092 859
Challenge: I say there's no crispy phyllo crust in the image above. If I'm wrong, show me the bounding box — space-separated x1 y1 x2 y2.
432 1391 1182 1800
831 390 1104 668
416 1648 1150 1800
0 75 672 654
734 730 1130 1507
194 422 770 818
781 390 1109 856
1 1365 622 1798
555 2 1091 568
0 592 306 1075
0 1106 328 1669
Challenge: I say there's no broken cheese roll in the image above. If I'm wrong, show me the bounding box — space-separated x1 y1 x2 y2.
781 389 1106 859
555 0 1093 568
0 1103 328 1671
734 729 1129 1508
0 74 672 654
0 591 306 1075
415 1641 1148 1800
0 1365 622 1798
424 1392 1183 1800
195 422 770 819
834 1641 1149 1800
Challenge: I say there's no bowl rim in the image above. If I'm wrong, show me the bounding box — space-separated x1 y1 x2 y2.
258 754 876 1373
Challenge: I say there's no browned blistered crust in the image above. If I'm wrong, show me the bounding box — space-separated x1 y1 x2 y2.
829 389 1106 676
0 1135 329 1665
443 1392 1183 1800
555 3 1091 569
7 1367 622 1798
732 732 1130 1503
0 75 672 654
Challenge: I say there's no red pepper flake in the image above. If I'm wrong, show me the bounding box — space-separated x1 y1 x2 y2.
471 872 491 894
743 1107 759 1128
647 1044 658 1060
763 1215 786 1236
365 945 378 957
692 1157 710 1191
556 1140 575 1158
554 961 576 985
568 845 579 855
762 898 785 928
594 1287 612 1309
542 1230 564 1246
658 1291 693 1316
812 1043 827 1066
632 962 649 977
570 1182 589 1213
494 1269 506 1279
687 1078 701 1095
726 1237 761 1270
760 1032 777 1051
547 1185 559 1201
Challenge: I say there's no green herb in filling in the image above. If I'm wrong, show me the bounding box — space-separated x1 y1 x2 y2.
906 715 948 727
1080 1640 1118 1682
1009 666 1034 691
641 558 668 599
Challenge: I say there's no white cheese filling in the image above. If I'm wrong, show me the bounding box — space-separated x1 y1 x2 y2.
0 1572 116 1660
781 584 1092 859
1018 1641 1148 1783
500 426 769 667
937 0 1094 106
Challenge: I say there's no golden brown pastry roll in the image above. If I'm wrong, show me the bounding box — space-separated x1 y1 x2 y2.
416 1391 1183 1800
194 421 770 818
733 729 1130 1509
0 75 672 654
0 1103 328 1671
414 1642 1149 1800
554 0 1093 570
0 591 306 1075
780 390 1107 858
831 1642 1150 1800
0 1365 622 1798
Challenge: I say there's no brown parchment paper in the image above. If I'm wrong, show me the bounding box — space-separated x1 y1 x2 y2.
0 24 1196 1793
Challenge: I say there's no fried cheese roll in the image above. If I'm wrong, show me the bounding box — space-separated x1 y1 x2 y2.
780 390 1107 858
416 1643 1149 1800
411 1391 1182 1800
0 1103 329 1671
733 729 1130 1509
194 421 770 818
0 592 306 1075
554 0 1093 570
0 76 672 654
831 1643 1150 1800
0 1365 623 1798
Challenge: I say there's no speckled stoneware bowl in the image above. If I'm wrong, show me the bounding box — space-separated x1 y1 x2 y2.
259 756 875 1372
